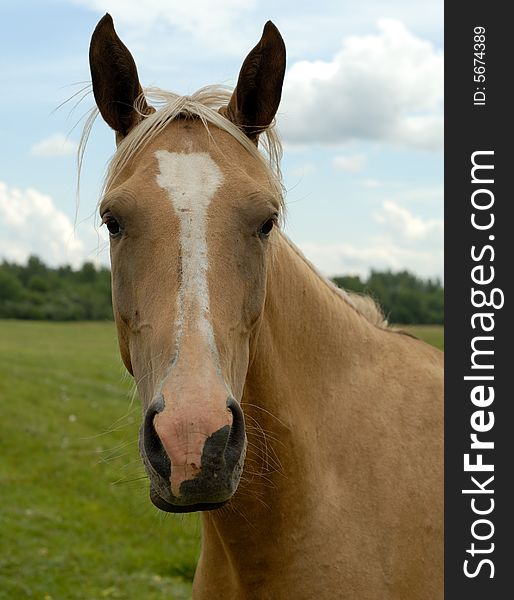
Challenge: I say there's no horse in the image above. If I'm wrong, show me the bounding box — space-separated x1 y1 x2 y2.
87 14 443 599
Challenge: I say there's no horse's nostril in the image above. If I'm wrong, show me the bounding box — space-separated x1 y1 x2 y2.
142 396 171 479
141 395 246 505
225 397 246 469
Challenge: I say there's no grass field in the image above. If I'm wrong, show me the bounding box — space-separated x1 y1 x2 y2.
0 321 199 600
402 324 444 350
0 321 443 599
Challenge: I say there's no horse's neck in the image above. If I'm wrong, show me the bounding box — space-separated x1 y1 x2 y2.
251 233 376 389
198 234 380 589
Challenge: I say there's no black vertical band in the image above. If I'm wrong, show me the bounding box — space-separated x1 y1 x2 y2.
445 4 512 597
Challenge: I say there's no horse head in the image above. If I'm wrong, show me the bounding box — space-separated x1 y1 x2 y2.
89 14 286 512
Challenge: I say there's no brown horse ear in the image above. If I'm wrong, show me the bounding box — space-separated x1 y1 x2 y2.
89 14 153 139
223 21 286 142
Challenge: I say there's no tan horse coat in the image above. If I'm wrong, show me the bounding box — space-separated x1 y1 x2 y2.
197 235 443 599
88 14 443 600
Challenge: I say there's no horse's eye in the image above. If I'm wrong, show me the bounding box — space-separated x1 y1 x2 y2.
103 214 121 236
258 216 277 238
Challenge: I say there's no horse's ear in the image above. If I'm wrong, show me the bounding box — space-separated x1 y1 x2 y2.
223 21 286 142
89 14 153 140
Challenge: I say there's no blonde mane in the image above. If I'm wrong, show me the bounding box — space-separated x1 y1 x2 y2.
80 85 283 207
282 234 388 328
80 84 386 329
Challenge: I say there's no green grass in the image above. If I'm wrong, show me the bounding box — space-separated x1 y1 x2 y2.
0 321 200 600
0 320 443 599
402 324 444 350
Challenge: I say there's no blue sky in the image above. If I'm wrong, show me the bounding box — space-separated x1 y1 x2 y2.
0 0 443 278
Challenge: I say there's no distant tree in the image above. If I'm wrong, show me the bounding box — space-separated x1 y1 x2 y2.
332 269 443 325
332 275 365 294
27 275 51 293
0 270 24 302
79 262 97 283
23 255 48 283
0 257 113 321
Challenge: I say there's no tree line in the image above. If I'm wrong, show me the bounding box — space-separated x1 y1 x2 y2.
332 271 443 325
0 256 112 320
0 257 443 324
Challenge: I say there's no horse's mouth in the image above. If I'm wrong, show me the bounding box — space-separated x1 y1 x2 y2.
150 487 228 513
141 397 247 513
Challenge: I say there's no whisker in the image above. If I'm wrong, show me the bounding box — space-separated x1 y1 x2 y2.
90 439 136 455
96 451 131 465
111 475 148 487
242 402 290 429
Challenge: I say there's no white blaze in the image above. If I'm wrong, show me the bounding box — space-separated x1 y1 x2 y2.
155 150 223 362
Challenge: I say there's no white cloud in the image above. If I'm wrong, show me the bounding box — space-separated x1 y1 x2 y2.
0 181 88 267
332 154 367 172
289 162 316 179
374 200 443 241
68 0 443 64
299 240 443 279
360 179 407 189
296 196 443 278
71 0 257 55
31 133 78 158
280 19 443 150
